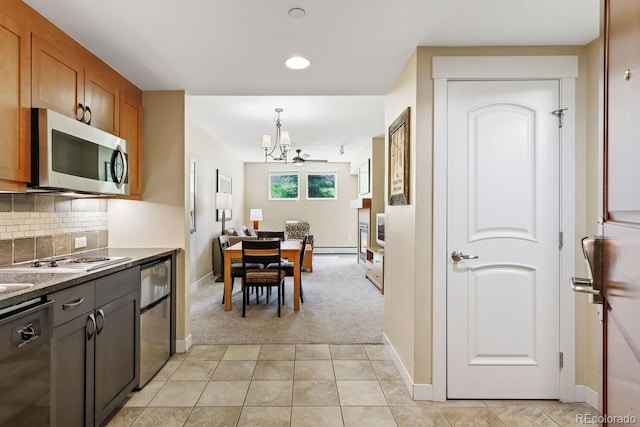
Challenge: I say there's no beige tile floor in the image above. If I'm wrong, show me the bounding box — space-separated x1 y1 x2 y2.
106 344 598 427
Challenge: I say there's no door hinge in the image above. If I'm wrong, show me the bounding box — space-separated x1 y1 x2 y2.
559 352 564 369
551 108 568 128
559 231 564 250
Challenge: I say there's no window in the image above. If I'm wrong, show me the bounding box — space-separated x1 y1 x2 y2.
269 172 299 200
306 172 337 200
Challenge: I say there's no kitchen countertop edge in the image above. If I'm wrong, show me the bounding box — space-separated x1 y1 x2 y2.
0 247 180 309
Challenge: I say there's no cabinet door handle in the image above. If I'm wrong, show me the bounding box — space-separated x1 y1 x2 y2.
76 103 85 121
62 297 85 310
87 313 96 340
83 105 92 125
96 309 105 334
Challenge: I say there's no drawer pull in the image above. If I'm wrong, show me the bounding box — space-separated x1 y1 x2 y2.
62 297 85 309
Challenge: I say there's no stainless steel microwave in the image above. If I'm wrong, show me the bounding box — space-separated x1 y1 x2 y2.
30 108 129 196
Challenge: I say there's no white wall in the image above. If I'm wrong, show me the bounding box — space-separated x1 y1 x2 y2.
186 113 245 283
244 162 358 248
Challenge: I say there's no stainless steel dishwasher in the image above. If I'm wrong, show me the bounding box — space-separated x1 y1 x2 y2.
0 298 53 426
138 257 171 388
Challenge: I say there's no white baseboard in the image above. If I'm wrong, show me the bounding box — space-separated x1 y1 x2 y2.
383 333 433 401
314 247 357 254
175 334 192 353
413 384 434 401
190 272 213 288
575 385 598 410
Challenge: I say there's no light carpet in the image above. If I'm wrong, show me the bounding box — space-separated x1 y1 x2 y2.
190 255 384 344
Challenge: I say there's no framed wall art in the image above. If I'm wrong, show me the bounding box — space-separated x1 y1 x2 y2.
216 169 232 221
388 107 410 205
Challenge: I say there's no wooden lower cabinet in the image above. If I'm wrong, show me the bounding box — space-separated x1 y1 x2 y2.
365 247 384 294
51 311 96 427
94 290 139 425
49 267 140 427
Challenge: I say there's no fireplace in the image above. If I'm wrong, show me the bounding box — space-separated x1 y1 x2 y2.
359 222 368 262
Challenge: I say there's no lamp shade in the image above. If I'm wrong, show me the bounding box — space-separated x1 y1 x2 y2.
279 131 291 148
261 135 271 149
216 193 232 210
249 209 263 221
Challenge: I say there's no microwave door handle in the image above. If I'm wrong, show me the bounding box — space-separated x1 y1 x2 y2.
110 145 128 187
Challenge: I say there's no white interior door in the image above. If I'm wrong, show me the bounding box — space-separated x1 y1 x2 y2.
446 80 561 399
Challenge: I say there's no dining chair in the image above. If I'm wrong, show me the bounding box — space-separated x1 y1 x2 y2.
257 230 285 240
218 235 263 304
266 234 307 304
241 239 287 317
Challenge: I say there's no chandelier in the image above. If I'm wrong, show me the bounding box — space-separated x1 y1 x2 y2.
261 108 291 163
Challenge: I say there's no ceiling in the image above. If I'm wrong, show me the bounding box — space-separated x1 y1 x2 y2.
24 0 600 163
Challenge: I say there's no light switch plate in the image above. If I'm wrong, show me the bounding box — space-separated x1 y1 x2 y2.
74 236 87 249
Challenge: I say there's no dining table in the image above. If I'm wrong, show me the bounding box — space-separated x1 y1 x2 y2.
223 239 302 312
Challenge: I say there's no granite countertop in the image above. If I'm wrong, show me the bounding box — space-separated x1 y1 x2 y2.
0 247 179 309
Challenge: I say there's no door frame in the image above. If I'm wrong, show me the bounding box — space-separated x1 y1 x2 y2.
431 56 579 402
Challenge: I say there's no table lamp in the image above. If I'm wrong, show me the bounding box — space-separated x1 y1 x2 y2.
250 209 263 230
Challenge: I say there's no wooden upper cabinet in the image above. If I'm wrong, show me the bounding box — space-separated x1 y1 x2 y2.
31 34 83 119
85 67 119 135
1 0 143 196
32 34 120 134
0 12 30 190
120 88 143 199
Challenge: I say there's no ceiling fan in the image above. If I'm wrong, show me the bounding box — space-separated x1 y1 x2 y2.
291 149 328 166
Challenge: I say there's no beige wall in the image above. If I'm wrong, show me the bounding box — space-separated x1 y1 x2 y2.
108 91 189 344
186 115 245 282
384 45 600 391
578 38 603 392
351 137 385 218
244 162 358 248
384 50 419 381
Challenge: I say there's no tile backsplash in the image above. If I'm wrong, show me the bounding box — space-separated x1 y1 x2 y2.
0 194 109 265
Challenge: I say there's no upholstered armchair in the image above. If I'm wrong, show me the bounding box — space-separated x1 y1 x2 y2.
284 220 313 271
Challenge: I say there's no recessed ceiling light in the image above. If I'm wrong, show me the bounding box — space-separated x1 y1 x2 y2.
285 56 310 70
288 8 306 19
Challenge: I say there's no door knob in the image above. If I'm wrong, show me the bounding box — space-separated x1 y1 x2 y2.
571 277 600 295
571 236 605 304
451 250 479 262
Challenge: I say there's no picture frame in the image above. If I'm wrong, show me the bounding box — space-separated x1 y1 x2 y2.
189 160 196 233
269 171 299 200
216 169 232 221
358 159 370 196
388 107 410 205
307 171 337 200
